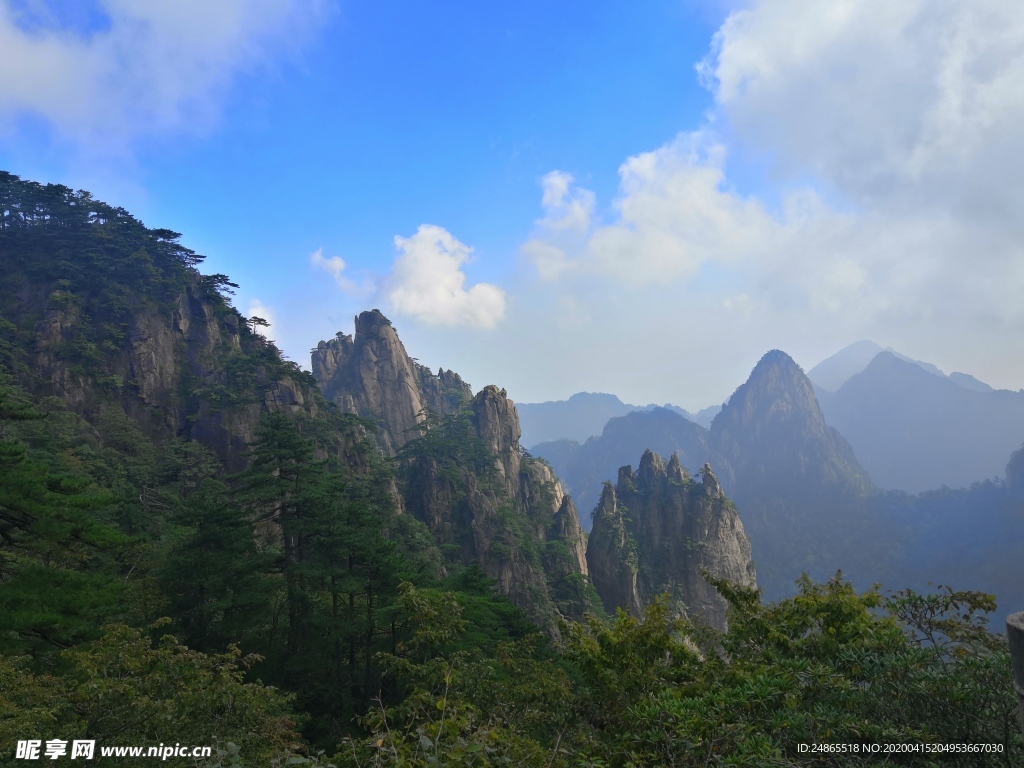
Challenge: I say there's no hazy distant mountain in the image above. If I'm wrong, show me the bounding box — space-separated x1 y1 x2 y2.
816 352 1024 493
517 392 713 446
808 340 945 391
948 371 994 393
807 340 887 391
516 393 635 446
691 404 722 428
711 350 873 499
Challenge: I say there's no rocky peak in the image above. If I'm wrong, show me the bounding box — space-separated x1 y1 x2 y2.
712 350 824 435
317 312 593 628
586 450 756 630
666 452 688 484
470 385 522 497
700 462 722 498
637 448 664 489
617 464 636 489
586 482 644 617
312 310 471 454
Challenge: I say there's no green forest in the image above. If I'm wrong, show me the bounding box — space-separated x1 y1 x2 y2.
0 172 1021 766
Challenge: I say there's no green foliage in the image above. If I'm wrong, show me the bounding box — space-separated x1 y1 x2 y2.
0 622 299 766
555 574 1023 766
397 411 496 493
0 378 131 657
339 583 552 767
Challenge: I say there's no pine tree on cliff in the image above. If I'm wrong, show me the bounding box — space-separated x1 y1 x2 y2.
234 413 319 661
230 411 401 740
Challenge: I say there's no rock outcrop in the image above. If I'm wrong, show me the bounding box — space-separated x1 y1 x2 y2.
312 310 472 454
313 314 595 627
586 449 756 631
20 278 322 473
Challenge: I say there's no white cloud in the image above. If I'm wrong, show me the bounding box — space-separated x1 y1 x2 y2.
310 247 363 293
702 0 1024 219
523 135 783 284
0 0 327 148
537 171 594 232
384 224 506 329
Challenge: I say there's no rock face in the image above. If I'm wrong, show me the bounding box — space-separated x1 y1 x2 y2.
586 449 756 631
313 314 594 628
21 278 320 473
312 310 473 454
534 407 712 530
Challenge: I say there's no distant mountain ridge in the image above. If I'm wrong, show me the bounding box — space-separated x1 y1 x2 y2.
807 339 1012 395
817 351 1024 492
517 391 720 447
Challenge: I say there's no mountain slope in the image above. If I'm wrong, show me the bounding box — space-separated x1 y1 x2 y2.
710 350 873 500
706 350 877 599
312 310 473 455
817 352 1024 492
0 171 339 473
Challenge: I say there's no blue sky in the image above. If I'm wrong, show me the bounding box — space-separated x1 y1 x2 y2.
2 1 1023 408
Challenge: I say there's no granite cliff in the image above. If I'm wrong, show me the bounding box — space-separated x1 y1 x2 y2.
0 177 343 474
586 449 755 631
312 310 472 455
313 312 595 627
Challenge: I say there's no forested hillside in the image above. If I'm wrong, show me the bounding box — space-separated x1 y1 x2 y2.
1 172 1021 765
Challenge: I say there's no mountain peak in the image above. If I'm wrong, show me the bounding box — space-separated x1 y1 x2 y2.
756 348 803 369
808 341 947 391
714 349 819 433
711 348 873 496
312 310 471 453
855 350 950 388
353 308 393 335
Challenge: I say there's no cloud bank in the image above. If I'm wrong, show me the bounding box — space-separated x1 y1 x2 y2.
519 0 1024 390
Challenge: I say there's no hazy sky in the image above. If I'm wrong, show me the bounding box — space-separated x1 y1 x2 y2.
2 0 1022 410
